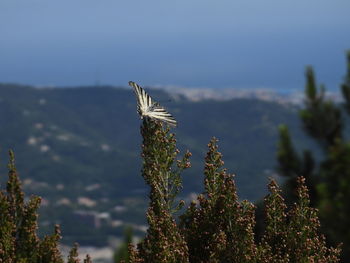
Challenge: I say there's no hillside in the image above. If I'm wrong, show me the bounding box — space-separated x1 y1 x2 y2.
0 83 309 245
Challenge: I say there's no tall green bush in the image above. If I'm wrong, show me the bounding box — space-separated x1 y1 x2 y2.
114 227 133 263
0 151 90 263
128 120 191 263
125 118 340 262
277 52 350 260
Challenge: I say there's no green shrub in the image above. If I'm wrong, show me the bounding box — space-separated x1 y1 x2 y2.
277 52 350 260
0 151 91 263
125 119 340 263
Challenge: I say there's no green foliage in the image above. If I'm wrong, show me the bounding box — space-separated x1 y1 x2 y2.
67 243 80 263
66 242 92 263
341 51 350 114
276 51 350 260
129 120 190 263
139 120 190 214
300 67 343 148
258 178 340 262
277 125 316 204
0 151 89 263
128 119 339 262
318 141 350 253
114 227 133 263
180 138 257 262
277 124 302 178
0 151 62 262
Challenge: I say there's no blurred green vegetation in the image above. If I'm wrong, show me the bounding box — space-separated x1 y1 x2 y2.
276 51 350 261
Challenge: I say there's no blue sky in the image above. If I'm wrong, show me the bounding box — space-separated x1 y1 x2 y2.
0 0 349 90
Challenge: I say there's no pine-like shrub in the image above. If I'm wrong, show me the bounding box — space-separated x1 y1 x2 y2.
0 151 91 263
276 52 350 260
258 178 340 262
180 138 257 263
126 118 340 263
128 120 191 263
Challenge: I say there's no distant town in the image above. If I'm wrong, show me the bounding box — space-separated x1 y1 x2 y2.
157 86 342 105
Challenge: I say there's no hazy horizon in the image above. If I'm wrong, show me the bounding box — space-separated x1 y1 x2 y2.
1 1 349 91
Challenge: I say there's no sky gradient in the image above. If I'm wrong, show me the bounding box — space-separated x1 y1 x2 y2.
1 1 350 91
